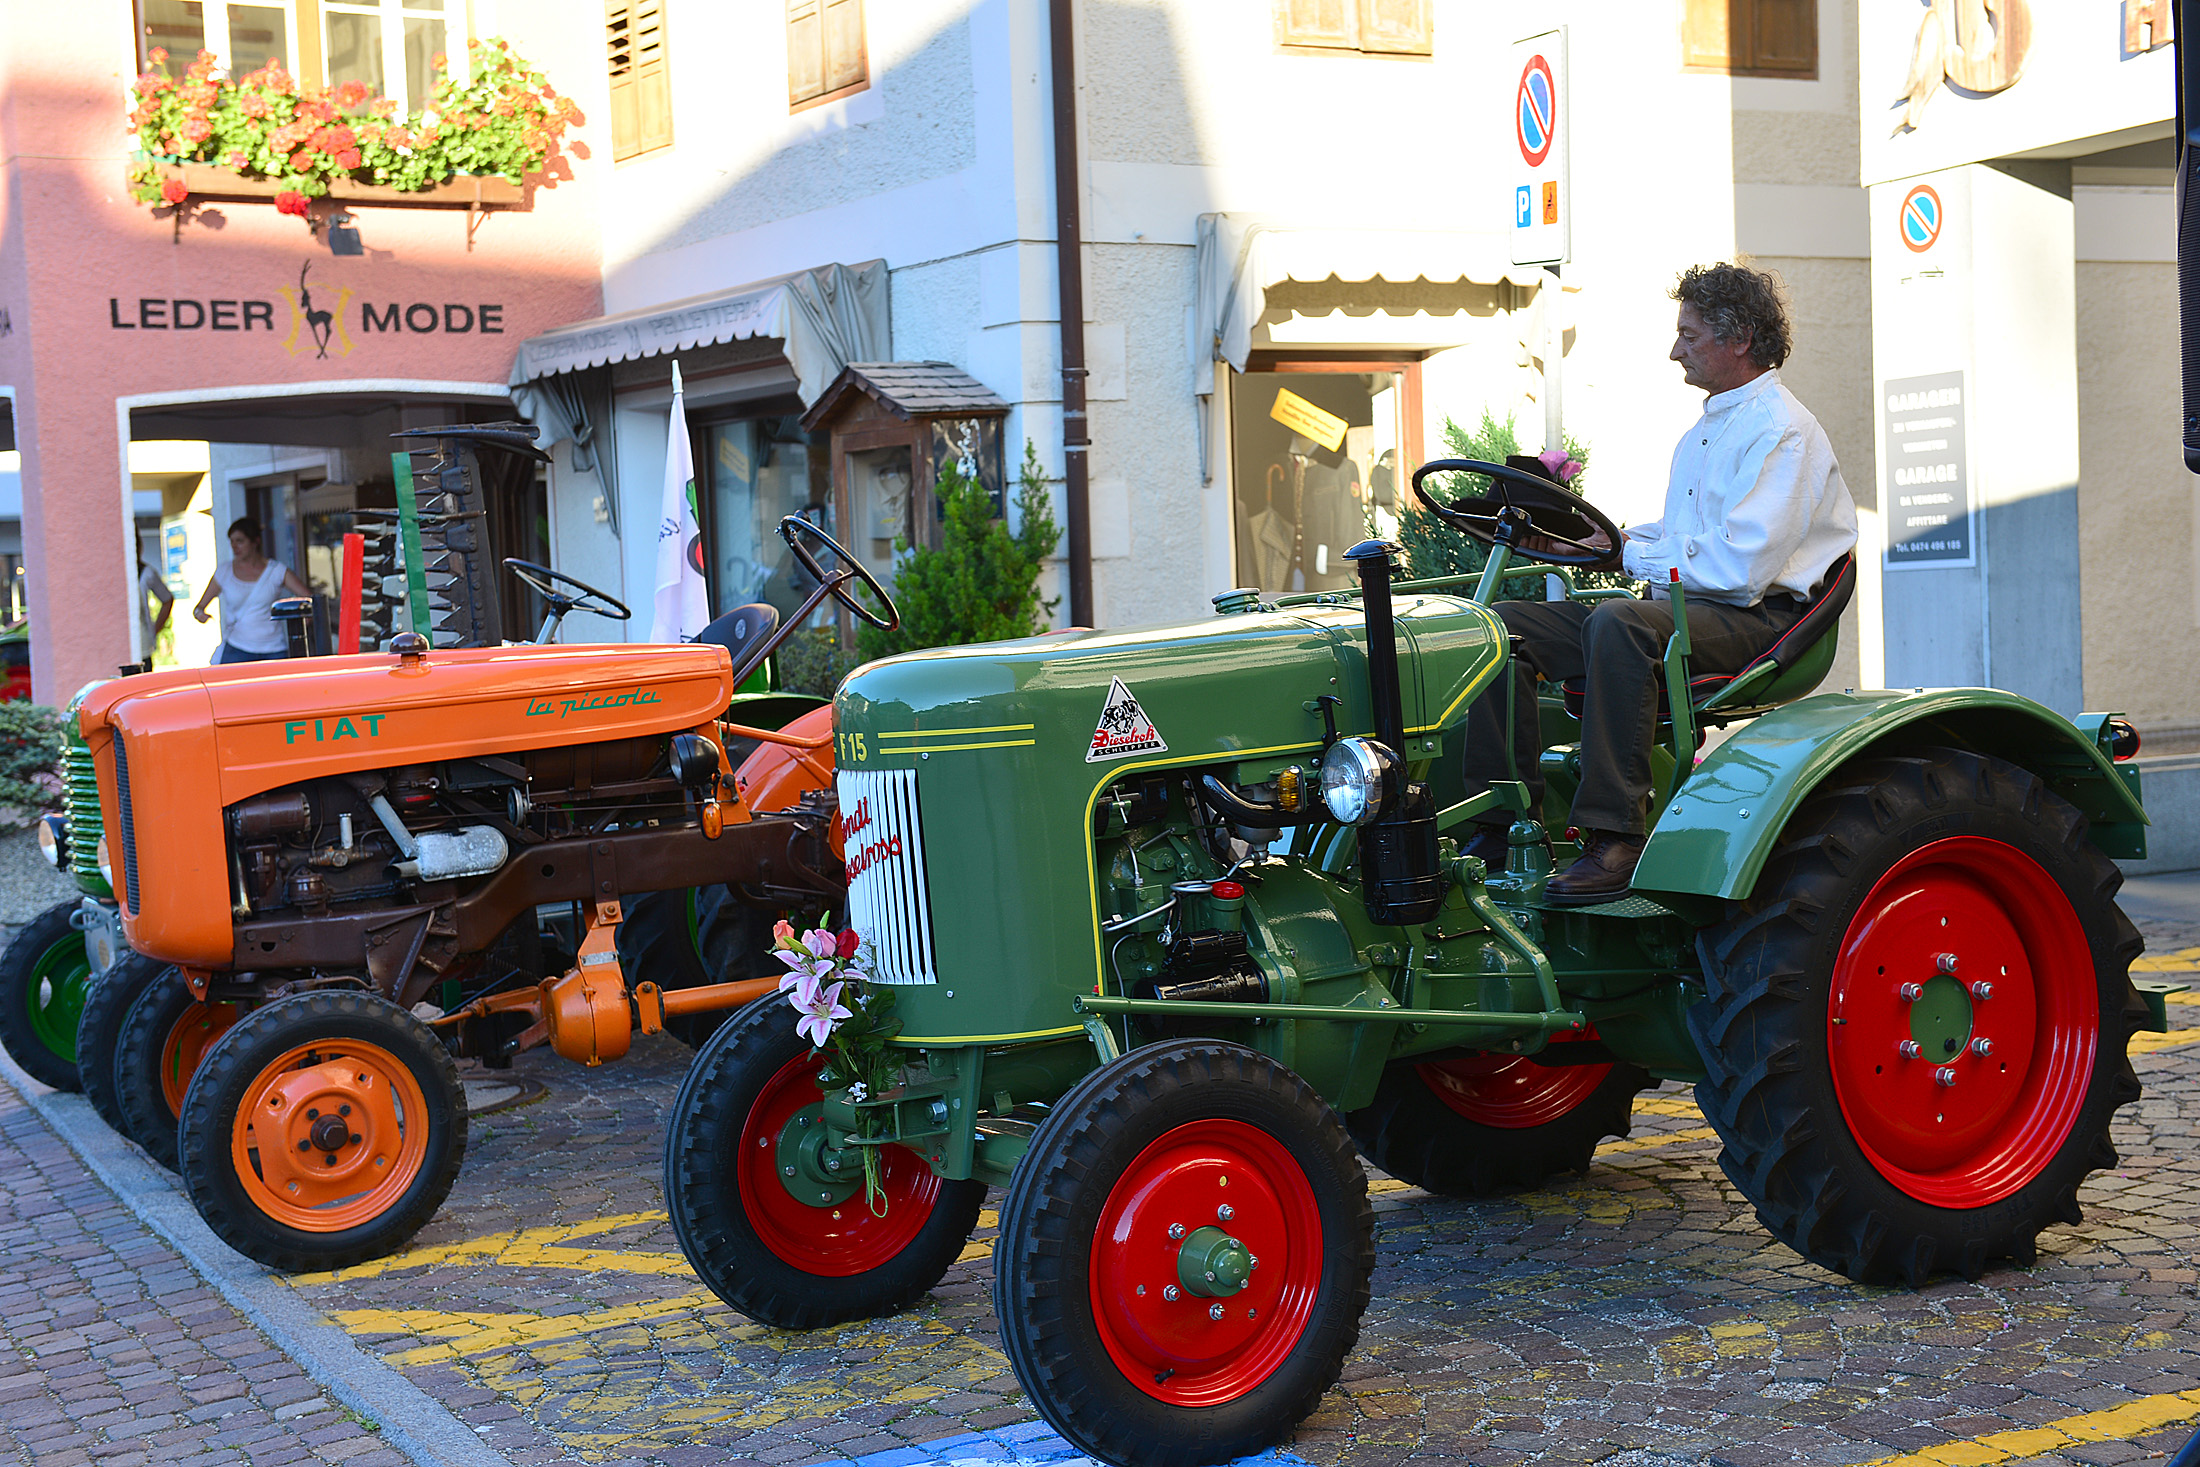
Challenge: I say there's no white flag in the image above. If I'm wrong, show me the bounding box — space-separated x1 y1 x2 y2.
649 363 709 643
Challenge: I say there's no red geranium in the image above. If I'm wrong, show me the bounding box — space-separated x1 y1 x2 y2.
273 190 309 216
160 178 187 205
334 148 362 170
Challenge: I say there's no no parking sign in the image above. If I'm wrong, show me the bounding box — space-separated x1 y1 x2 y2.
1510 29 1569 266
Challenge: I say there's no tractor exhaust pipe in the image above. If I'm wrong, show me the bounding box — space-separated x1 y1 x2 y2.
1345 540 1444 926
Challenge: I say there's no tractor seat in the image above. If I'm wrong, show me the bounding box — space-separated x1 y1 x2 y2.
696 603 781 692
1560 551 1855 724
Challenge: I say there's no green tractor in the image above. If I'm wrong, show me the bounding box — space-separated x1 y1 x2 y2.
0 680 136 1093
665 467 2159 1467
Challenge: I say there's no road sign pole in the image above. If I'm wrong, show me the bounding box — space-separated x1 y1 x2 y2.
1544 264 1564 456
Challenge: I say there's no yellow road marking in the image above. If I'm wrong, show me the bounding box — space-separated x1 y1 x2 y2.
331 1290 732 1366
1862 1386 2200 1466
2129 1026 2200 1055
2131 945 2200 971
1602 1125 1720 1154
291 1211 678 1284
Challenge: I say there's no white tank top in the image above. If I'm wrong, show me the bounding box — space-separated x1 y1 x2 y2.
214 560 292 653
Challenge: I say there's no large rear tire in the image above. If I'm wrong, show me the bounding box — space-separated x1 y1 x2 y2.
664 998 984 1329
994 1041 1373 1467
115 967 246 1172
0 899 94 1091
1347 1041 1650 1196
616 888 770 1048
1689 747 2146 1285
178 991 466 1272
74 953 166 1135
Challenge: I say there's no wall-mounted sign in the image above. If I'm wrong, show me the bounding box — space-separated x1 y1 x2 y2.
106 260 505 361
1899 185 1943 253
1508 28 1568 268
1269 387 1347 452
1883 370 1973 570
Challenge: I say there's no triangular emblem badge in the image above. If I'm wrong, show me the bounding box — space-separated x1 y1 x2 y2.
1087 677 1168 763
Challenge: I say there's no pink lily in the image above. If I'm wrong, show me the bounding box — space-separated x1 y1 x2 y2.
795 980 852 1047
778 967 823 1009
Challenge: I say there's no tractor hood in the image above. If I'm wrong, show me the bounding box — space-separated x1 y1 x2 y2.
80 642 734 808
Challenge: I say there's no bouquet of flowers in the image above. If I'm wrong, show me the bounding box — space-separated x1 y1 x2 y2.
773 922 903 1213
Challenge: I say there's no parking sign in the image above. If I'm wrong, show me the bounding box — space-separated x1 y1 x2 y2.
1510 29 1569 266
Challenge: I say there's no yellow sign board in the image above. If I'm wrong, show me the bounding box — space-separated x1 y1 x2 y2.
1269 388 1348 452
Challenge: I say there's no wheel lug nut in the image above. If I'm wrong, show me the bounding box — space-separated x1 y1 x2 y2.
1936 953 1958 974
297 1139 311 1151
1168 1223 1186 1239
306 1108 319 1120
1970 981 1993 1000
1971 1037 1993 1057
1934 1066 1958 1087
1163 1285 1181 1301
1209 1303 1225 1320
1897 1040 1921 1059
783 1166 796 1177
339 1105 351 1116
1217 1204 1234 1222
1898 982 1923 1002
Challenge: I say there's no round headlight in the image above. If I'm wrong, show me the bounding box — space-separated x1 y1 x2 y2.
1319 737 1396 826
36 814 65 869
96 834 113 886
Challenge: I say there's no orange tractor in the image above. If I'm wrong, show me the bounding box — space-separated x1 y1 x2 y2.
73 516 880 1271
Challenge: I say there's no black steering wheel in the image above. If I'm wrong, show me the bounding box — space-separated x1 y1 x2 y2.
1410 458 1623 569
780 516 900 632
502 559 632 623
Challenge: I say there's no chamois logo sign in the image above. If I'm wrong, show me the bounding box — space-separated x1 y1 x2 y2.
1087 678 1167 763
280 261 353 359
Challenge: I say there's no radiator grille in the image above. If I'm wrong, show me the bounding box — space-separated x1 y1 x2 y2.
63 736 106 895
839 768 937 986
111 736 139 915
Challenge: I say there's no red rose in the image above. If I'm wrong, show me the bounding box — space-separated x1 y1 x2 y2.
835 929 861 959
160 178 187 205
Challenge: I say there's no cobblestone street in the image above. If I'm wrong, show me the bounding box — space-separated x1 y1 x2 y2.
5 912 2200 1467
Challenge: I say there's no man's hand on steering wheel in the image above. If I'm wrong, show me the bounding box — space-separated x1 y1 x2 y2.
1408 457 1626 571
1521 526 1622 572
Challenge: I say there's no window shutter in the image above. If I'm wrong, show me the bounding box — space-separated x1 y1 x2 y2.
1748 0 1816 75
607 0 672 161
1275 0 1357 51
1680 0 1737 70
823 0 866 94
1357 0 1432 56
787 0 823 104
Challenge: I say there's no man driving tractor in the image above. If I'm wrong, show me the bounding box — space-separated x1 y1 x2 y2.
1461 261 1860 904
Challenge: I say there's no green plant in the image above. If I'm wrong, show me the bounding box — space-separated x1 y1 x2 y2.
126 39 576 218
774 625 862 700
857 440 1063 661
0 702 65 828
1392 410 1638 598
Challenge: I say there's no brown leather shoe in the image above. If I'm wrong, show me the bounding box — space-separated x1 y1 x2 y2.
1544 829 1644 907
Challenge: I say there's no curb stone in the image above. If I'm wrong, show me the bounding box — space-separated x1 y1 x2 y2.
0 1038 516 1467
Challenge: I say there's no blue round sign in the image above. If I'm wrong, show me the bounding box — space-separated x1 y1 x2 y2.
1900 184 1942 253
1516 56 1554 168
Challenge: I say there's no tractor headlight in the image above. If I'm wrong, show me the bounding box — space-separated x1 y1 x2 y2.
36 814 65 869
1319 738 1398 826
96 834 113 887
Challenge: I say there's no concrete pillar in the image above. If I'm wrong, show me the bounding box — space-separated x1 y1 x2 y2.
1867 162 2081 712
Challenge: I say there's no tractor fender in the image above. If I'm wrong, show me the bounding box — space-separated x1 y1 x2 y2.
1631 688 2146 905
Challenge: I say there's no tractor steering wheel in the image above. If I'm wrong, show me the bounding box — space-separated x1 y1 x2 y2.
779 516 900 632
1410 458 1624 570
503 559 632 644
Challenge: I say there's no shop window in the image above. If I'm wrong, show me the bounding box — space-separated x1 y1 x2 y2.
698 417 833 625
138 1 294 74
787 0 867 110
1681 0 1817 79
1228 362 1418 594
607 0 674 160
1273 0 1433 57
324 0 452 110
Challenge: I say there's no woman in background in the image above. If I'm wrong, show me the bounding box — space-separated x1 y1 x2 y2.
193 517 309 664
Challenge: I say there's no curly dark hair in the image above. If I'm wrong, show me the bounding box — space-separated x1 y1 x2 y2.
1671 262 1791 369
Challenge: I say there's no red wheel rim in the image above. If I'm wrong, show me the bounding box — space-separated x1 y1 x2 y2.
1088 1119 1324 1407
1827 836 2097 1209
735 1049 940 1276
1417 1031 1611 1129
161 1001 245 1115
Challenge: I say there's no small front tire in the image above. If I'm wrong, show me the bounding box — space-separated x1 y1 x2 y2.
74 953 166 1135
178 991 466 1272
0 899 95 1091
994 1041 1373 1467
115 967 246 1172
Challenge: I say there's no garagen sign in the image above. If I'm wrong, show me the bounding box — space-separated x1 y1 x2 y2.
106 260 506 360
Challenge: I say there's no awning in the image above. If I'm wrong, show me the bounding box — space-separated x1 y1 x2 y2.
507 260 888 406
1194 214 1545 374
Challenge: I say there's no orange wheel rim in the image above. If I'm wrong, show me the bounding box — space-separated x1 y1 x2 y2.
161 1003 245 1115
228 1039 432 1233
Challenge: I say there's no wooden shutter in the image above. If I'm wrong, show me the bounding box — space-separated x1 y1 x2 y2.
1358 0 1432 56
1681 0 1816 78
1274 0 1357 52
607 0 672 161
790 0 865 106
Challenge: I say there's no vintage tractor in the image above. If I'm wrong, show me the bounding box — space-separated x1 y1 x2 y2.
663 461 2158 1467
75 517 875 1271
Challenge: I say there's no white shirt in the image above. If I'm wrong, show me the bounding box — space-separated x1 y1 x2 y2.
1621 369 1857 607
213 559 292 653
